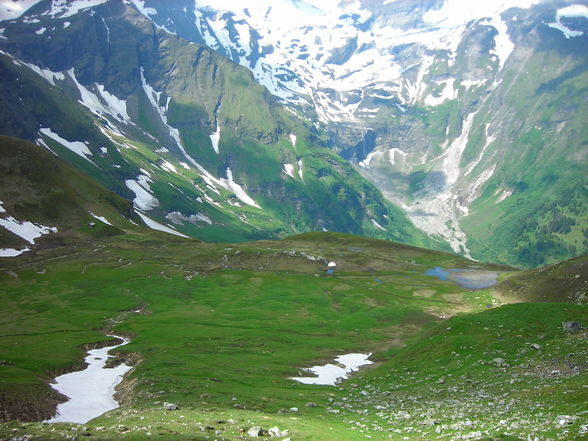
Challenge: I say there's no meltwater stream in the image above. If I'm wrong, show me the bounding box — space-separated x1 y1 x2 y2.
46 335 132 424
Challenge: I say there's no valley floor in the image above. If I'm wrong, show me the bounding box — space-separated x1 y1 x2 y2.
0 233 586 441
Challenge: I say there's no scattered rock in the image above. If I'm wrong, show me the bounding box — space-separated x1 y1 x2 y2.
397 411 411 420
491 357 509 368
562 321 581 333
305 402 318 407
289 407 298 412
268 427 289 437
163 402 178 411
556 415 576 426
530 343 542 350
247 426 264 437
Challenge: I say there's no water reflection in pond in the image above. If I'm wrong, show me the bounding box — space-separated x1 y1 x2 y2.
425 266 498 289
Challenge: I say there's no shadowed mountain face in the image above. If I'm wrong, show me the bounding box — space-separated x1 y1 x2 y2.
0 0 587 267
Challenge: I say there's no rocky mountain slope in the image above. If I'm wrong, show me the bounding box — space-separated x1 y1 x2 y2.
119 0 588 268
0 0 435 247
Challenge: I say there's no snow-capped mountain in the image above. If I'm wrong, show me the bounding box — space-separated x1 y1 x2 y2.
0 0 586 267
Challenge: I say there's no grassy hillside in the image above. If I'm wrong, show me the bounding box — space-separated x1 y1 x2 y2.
0 229 585 440
0 136 145 247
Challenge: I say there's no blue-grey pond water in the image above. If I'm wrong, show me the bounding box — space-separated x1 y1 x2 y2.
425 267 498 290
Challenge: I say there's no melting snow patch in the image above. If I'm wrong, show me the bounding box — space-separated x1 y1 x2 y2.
46 335 131 424
371 219 386 231
136 211 189 238
140 68 200 168
0 216 57 244
548 4 588 39
220 168 260 208
283 163 295 178
133 0 157 17
22 62 64 86
388 148 408 166
461 79 486 90
0 200 5 213
125 177 159 211
465 124 496 176
297 159 304 180
0 0 44 21
89 212 112 226
35 137 57 155
68 69 130 124
289 133 297 148
39 127 98 165
290 353 373 386
179 162 191 170
35 27 46 35
479 16 514 70
424 78 457 106
359 151 379 169
0 247 30 257
209 122 220 154
496 190 512 203
47 0 108 18
160 160 178 174
166 211 213 225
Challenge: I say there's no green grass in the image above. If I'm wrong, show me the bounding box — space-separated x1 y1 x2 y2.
0 232 585 440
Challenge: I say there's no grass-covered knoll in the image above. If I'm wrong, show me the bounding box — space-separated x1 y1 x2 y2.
0 231 586 440
339 302 588 441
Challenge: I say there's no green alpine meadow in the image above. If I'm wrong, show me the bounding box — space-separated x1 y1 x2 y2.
0 1 587 441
